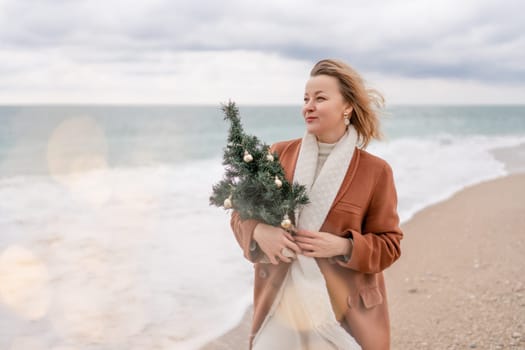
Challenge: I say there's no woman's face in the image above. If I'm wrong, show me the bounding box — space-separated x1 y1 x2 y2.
302 74 352 143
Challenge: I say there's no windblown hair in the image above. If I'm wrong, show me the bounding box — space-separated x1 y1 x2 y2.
310 59 384 148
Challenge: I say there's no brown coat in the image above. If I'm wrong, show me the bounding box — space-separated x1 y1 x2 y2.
230 138 403 350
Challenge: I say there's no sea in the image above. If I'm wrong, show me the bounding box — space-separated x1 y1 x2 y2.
0 105 524 349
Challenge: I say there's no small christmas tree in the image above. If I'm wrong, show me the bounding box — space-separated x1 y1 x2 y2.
210 101 309 231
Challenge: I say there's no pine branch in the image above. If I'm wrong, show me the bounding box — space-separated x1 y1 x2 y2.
210 101 309 228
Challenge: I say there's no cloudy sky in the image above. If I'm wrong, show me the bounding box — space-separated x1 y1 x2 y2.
0 0 523 105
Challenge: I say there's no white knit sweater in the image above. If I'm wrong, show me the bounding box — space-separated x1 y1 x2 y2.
314 141 337 179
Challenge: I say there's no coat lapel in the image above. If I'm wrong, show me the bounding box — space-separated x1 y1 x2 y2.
330 146 360 210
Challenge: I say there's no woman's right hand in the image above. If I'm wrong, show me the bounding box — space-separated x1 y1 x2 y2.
253 223 302 265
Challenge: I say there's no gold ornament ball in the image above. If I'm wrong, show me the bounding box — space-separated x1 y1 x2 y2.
243 151 253 163
274 176 282 188
281 218 292 229
266 153 274 161
223 197 232 209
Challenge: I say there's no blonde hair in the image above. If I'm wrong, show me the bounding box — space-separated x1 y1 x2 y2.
310 59 384 148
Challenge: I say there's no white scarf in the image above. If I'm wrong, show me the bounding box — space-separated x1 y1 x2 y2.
255 126 361 349
290 126 360 349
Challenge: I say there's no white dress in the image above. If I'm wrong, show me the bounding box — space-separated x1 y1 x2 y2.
252 140 361 350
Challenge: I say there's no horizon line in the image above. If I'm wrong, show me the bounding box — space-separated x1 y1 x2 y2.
0 102 524 107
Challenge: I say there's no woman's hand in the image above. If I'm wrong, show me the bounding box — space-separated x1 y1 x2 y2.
295 229 352 258
253 223 302 265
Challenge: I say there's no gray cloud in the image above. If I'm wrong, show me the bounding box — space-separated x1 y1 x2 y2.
0 0 523 83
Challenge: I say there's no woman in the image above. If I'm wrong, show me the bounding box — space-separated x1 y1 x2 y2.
230 59 403 350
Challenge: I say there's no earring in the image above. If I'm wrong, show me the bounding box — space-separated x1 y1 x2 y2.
343 112 350 126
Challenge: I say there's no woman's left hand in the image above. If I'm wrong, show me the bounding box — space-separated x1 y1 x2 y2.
294 229 352 258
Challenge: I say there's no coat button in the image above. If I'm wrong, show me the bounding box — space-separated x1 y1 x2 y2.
259 269 268 279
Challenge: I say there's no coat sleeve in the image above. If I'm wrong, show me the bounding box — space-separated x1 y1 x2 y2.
336 162 403 273
230 211 263 263
229 143 281 263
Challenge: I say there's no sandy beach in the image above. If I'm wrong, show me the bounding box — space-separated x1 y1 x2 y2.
202 173 525 349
